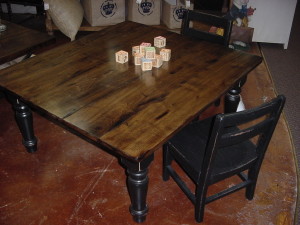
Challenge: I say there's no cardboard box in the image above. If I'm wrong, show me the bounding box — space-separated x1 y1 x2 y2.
230 25 254 44
162 0 193 29
82 0 125 26
127 0 161 25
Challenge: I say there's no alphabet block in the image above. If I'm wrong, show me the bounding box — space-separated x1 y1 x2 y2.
140 42 151 55
134 53 144 65
152 54 163 68
141 58 153 71
145 47 156 59
115 50 129 64
160 49 171 61
154 36 166 48
132 46 140 55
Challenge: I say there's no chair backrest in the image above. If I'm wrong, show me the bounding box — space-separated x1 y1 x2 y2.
199 95 286 183
181 10 233 46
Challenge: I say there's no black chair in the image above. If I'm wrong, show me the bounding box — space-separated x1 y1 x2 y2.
181 9 233 108
181 9 233 47
163 95 285 223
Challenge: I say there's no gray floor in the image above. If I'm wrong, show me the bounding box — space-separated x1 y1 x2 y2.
260 1 300 223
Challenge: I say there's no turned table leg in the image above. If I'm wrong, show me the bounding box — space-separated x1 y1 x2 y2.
6 94 38 153
225 87 240 113
120 154 154 223
225 76 247 113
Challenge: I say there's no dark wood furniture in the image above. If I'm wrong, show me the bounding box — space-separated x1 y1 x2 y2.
195 0 229 12
163 95 286 222
0 19 55 64
0 21 262 223
181 9 233 47
0 0 44 21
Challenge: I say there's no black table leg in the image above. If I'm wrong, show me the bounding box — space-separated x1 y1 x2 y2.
7 95 38 153
225 76 247 113
120 154 154 223
225 86 240 113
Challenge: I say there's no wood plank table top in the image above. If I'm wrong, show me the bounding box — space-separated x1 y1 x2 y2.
0 21 262 161
0 20 55 64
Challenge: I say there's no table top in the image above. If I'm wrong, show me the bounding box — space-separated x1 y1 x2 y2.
0 21 262 161
0 20 55 64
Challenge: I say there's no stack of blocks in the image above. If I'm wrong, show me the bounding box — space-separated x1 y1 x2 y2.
115 36 171 71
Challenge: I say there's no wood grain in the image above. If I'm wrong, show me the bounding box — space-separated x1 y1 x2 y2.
0 20 55 64
0 21 262 161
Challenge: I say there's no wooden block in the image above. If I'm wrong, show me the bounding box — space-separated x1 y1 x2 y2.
154 36 166 48
141 58 153 71
160 48 171 61
134 53 144 65
216 28 224 36
115 50 129 63
132 46 140 55
145 47 156 59
140 42 151 55
152 54 163 68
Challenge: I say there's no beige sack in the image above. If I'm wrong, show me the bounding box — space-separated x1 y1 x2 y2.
45 0 83 41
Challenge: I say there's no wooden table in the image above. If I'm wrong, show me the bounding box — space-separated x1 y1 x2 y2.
0 19 55 64
0 21 262 223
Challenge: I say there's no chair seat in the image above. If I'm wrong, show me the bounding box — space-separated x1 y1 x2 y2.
168 117 258 183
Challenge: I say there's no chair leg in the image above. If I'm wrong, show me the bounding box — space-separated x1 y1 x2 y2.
194 186 206 223
162 144 172 181
245 168 258 200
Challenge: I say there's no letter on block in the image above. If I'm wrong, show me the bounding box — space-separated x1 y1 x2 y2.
134 53 144 65
132 46 140 56
145 47 156 59
141 58 152 71
115 50 128 64
160 49 171 61
152 54 163 68
154 36 166 48
140 42 151 55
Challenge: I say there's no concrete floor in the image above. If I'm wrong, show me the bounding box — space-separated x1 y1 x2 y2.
0 17 297 224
